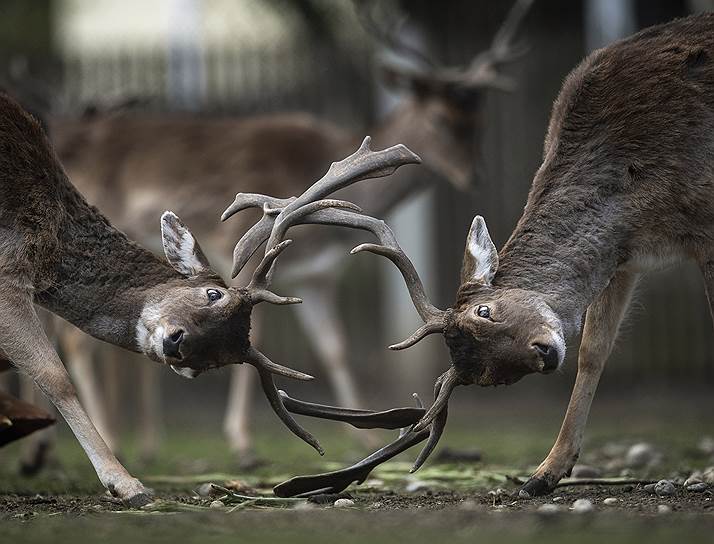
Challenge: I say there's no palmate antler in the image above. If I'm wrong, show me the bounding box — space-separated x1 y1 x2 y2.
222 137 421 454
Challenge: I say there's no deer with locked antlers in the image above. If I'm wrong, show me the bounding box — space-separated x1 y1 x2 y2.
261 12 714 498
33 0 534 464
0 88 427 503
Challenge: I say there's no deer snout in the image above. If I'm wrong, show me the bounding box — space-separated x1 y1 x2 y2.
162 329 185 359
532 343 560 373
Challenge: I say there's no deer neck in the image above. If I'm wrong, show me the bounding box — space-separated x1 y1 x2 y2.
493 166 630 335
34 184 181 352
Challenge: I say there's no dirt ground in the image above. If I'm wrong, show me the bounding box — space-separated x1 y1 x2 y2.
1 391 713 542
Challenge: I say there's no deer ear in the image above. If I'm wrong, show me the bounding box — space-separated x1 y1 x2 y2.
461 216 498 285
160 211 212 276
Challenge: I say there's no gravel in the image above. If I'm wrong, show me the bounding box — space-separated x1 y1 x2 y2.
334 499 355 508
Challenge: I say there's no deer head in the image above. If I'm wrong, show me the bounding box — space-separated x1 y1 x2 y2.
342 213 566 471
358 0 534 189
135 136 421 454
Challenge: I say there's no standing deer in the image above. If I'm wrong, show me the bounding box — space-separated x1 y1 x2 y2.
268 12 714 498
40 0 534 463
0 88 425 503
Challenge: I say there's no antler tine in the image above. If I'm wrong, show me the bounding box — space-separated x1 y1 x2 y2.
221 193 293 222
354 0 438 71
465 0 534 87
412 366 461 433
410 370 453 473
243 347 324 455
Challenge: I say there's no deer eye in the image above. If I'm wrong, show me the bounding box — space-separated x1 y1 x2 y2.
476 305 491 319
207 289 223 303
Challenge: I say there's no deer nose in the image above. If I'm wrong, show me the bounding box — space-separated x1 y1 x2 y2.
533 343 559 373
163 329 184 359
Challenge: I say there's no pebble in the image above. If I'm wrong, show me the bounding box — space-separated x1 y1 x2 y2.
654 480 676 497
196 483 219 497
657 504 672 514
686 482 709 493
571 499 594 513
405 480 431 493
571 464 602 479
684 474 704 487
209 500 224 509
333 498 355 508
537 503 561 515
698 436 714 456
552 496 564 503
625 442 659 468
603 497 618 505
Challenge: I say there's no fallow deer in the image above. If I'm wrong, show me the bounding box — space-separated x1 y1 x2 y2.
0 89 423 503
268 12 714 498
44 0 534 462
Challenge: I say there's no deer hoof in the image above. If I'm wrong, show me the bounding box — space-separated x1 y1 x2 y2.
518 475 557 498
124 492 154 508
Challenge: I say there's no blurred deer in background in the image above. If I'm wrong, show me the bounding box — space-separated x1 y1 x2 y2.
27 0 533 466
274 11 714 499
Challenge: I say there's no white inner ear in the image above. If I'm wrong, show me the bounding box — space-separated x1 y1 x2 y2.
161 211 209 276
464 216 498 285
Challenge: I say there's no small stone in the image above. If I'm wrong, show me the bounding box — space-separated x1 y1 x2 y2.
698 436 714 456
333 498 355 508
537 504 561 515
603 497 618 505
196 483 219 497
657 504 671 514
686 482 709 493
458 499 482 511
209 500 224 509
571 464 602 479
654 480 676 497
552 496 564 503
625 442 659 468
684 474 704 487
571 498 594 513
405 480 431 493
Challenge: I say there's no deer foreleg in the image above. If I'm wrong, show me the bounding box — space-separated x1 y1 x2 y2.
0 289 151 506
519 270 638 497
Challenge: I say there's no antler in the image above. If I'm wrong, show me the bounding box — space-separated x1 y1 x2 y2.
353 0 438 71
222 137 421 454
464 0 534 90
274 373 465 497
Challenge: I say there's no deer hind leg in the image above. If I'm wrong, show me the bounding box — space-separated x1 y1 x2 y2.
18 311 59 475
135 353 162 463
520 270 639 497
701 255 714 327
0 288 151 506
292 277 379 449
61 325 121 454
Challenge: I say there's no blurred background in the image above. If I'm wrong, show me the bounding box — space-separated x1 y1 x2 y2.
0 0 712 459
